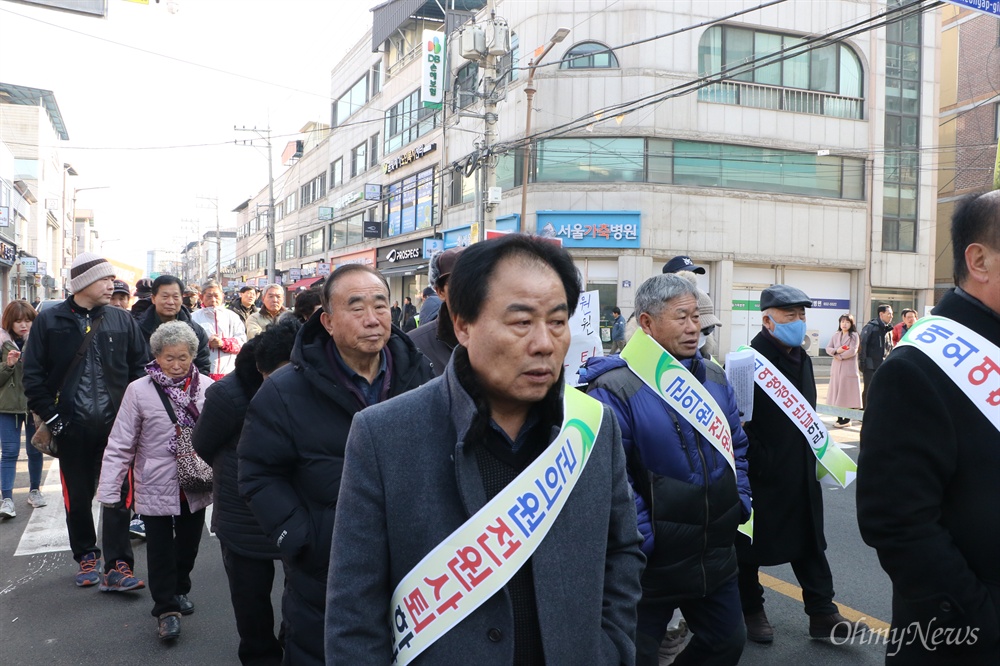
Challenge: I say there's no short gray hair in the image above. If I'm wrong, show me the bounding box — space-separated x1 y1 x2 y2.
150 320 199 358
635 274 698 318
200 279 222 293
262 283 283 296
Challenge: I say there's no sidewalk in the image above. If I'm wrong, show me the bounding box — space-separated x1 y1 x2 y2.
815 371 862 447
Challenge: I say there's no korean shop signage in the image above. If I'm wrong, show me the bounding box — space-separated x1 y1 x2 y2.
383 143 437 175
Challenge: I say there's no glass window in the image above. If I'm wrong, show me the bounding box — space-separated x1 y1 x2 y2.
809 45 838 93
300 229 324 257
369 134 379 170
839 45 862 97
333 74 369 128
384 167 436 237
782 37 810 89
753 32 782 86
384 89 439 155
284 239 295 259
454 62 479 110
536 138 644 183
647 138 673 184
370 60 382 97
330 158 343 189
560 42 619 69
698 26 722 78
723 27 754 82
351 142 367 178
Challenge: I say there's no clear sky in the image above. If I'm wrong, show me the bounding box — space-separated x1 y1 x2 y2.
0 0 375 271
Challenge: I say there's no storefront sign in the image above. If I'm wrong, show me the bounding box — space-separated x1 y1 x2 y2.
421 30 444 109
811 298 851 310
319 207 334 220
332 248 377 269
363 220 382 239
20 257 37 273
317 262 331 276
378 239 426 267
536 211 641 249
442 225 473 249
422 238 444 258
289 268 302 281
333 190 363 211
0 242 15 266
365 184 382 201
382 143 437 175
0 206 10 227
38 261 47 274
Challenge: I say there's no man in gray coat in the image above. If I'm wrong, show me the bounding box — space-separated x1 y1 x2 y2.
326 234 644 665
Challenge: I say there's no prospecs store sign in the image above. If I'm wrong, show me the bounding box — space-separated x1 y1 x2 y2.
377 239 426 267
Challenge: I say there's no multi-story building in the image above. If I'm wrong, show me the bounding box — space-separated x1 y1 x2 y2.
935 5 999 301
73 208 99 256
246 0 942 354
0 83 71 301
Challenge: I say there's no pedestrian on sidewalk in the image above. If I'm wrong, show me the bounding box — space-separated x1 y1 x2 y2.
825 314 862 426
0 300 44 519
22 252 149 590
858 305 894 407
98 321 214 642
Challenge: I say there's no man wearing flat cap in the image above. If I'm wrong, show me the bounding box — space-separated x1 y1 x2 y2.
736 285 867 644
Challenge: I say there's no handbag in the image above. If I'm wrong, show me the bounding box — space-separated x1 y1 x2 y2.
152 382 213 494
30 315 105 458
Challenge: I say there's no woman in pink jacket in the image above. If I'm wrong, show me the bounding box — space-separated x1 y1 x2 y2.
825 313 862 426
99 321 214 642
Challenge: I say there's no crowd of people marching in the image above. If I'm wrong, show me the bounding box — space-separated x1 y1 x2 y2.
0 189 997 666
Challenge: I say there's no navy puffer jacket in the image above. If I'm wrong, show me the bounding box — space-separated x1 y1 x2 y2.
584 352 751 603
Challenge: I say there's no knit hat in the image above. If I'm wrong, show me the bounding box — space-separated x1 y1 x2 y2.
697 290 722 329
134 278 153 298
70 252 116 294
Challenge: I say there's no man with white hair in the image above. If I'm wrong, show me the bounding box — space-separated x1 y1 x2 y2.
191 280 246 380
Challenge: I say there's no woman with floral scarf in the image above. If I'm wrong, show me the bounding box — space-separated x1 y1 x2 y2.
98 321 214 643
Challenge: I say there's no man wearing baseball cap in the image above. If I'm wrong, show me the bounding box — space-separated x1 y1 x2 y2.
110 280 131 310
735 285 867 644
22 252 150 591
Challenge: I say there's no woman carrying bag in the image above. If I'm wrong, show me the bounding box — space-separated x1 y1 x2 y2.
98 321 214 642
825 313 863 426
0 301 44 519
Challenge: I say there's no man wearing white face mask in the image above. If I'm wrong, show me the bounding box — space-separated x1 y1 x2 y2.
736 285 867 645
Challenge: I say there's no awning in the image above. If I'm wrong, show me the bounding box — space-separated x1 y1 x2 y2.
378 262 429 278
285 276 325 291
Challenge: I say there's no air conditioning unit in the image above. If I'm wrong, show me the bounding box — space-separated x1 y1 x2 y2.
802 329 822 357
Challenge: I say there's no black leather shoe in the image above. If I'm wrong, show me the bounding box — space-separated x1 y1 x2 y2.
177 594 194 615
809 612 868 640
744 609 774 644
157 612 181 641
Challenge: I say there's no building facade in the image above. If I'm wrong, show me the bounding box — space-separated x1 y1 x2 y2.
244 0 941 354
935 5 1000 301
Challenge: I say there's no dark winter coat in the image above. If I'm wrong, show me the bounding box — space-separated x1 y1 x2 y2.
237 314 432 666
584 352 751 604
407 302 458 377
191 348 275 559
325 352 644 665
138 306 211 376
23 298 149 427
859 317 893 371
736 328 826 566
228 300 257 327
401 302 418 332
858 288 1000 664
130 297 152 320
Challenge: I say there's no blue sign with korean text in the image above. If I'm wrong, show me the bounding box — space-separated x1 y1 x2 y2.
443 225 473 249
811 299 851 310
536 211 641 249
423 238 444 258
943 0 1000 17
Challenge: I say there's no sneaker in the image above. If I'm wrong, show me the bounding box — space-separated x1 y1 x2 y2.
99 560 145 592
27 489 47 508
129 517 146 539
75 552 102 587
0 498 14 519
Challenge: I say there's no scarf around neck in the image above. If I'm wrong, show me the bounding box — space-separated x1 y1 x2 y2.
146 360 201 426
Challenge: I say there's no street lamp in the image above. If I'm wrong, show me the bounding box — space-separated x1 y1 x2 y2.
519 27 570 229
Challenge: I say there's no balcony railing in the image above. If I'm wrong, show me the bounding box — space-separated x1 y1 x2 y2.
386 45 420 80
699 81 864 120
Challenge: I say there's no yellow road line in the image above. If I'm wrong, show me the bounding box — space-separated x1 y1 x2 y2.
759 572 891 632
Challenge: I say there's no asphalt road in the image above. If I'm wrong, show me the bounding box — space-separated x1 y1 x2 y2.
0 390 895 665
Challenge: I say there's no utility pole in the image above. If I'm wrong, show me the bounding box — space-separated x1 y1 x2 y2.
236 126 276 284
480 9 499 242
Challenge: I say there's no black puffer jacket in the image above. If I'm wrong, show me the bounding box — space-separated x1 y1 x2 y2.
23 298 149 426
191 343 275 559
238 312 432 666
138 306 211 376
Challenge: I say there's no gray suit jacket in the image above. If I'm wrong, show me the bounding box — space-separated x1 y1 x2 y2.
326 360 644 665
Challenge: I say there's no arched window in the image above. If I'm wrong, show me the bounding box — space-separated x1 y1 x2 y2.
560 42 619 69
698 26 864 118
